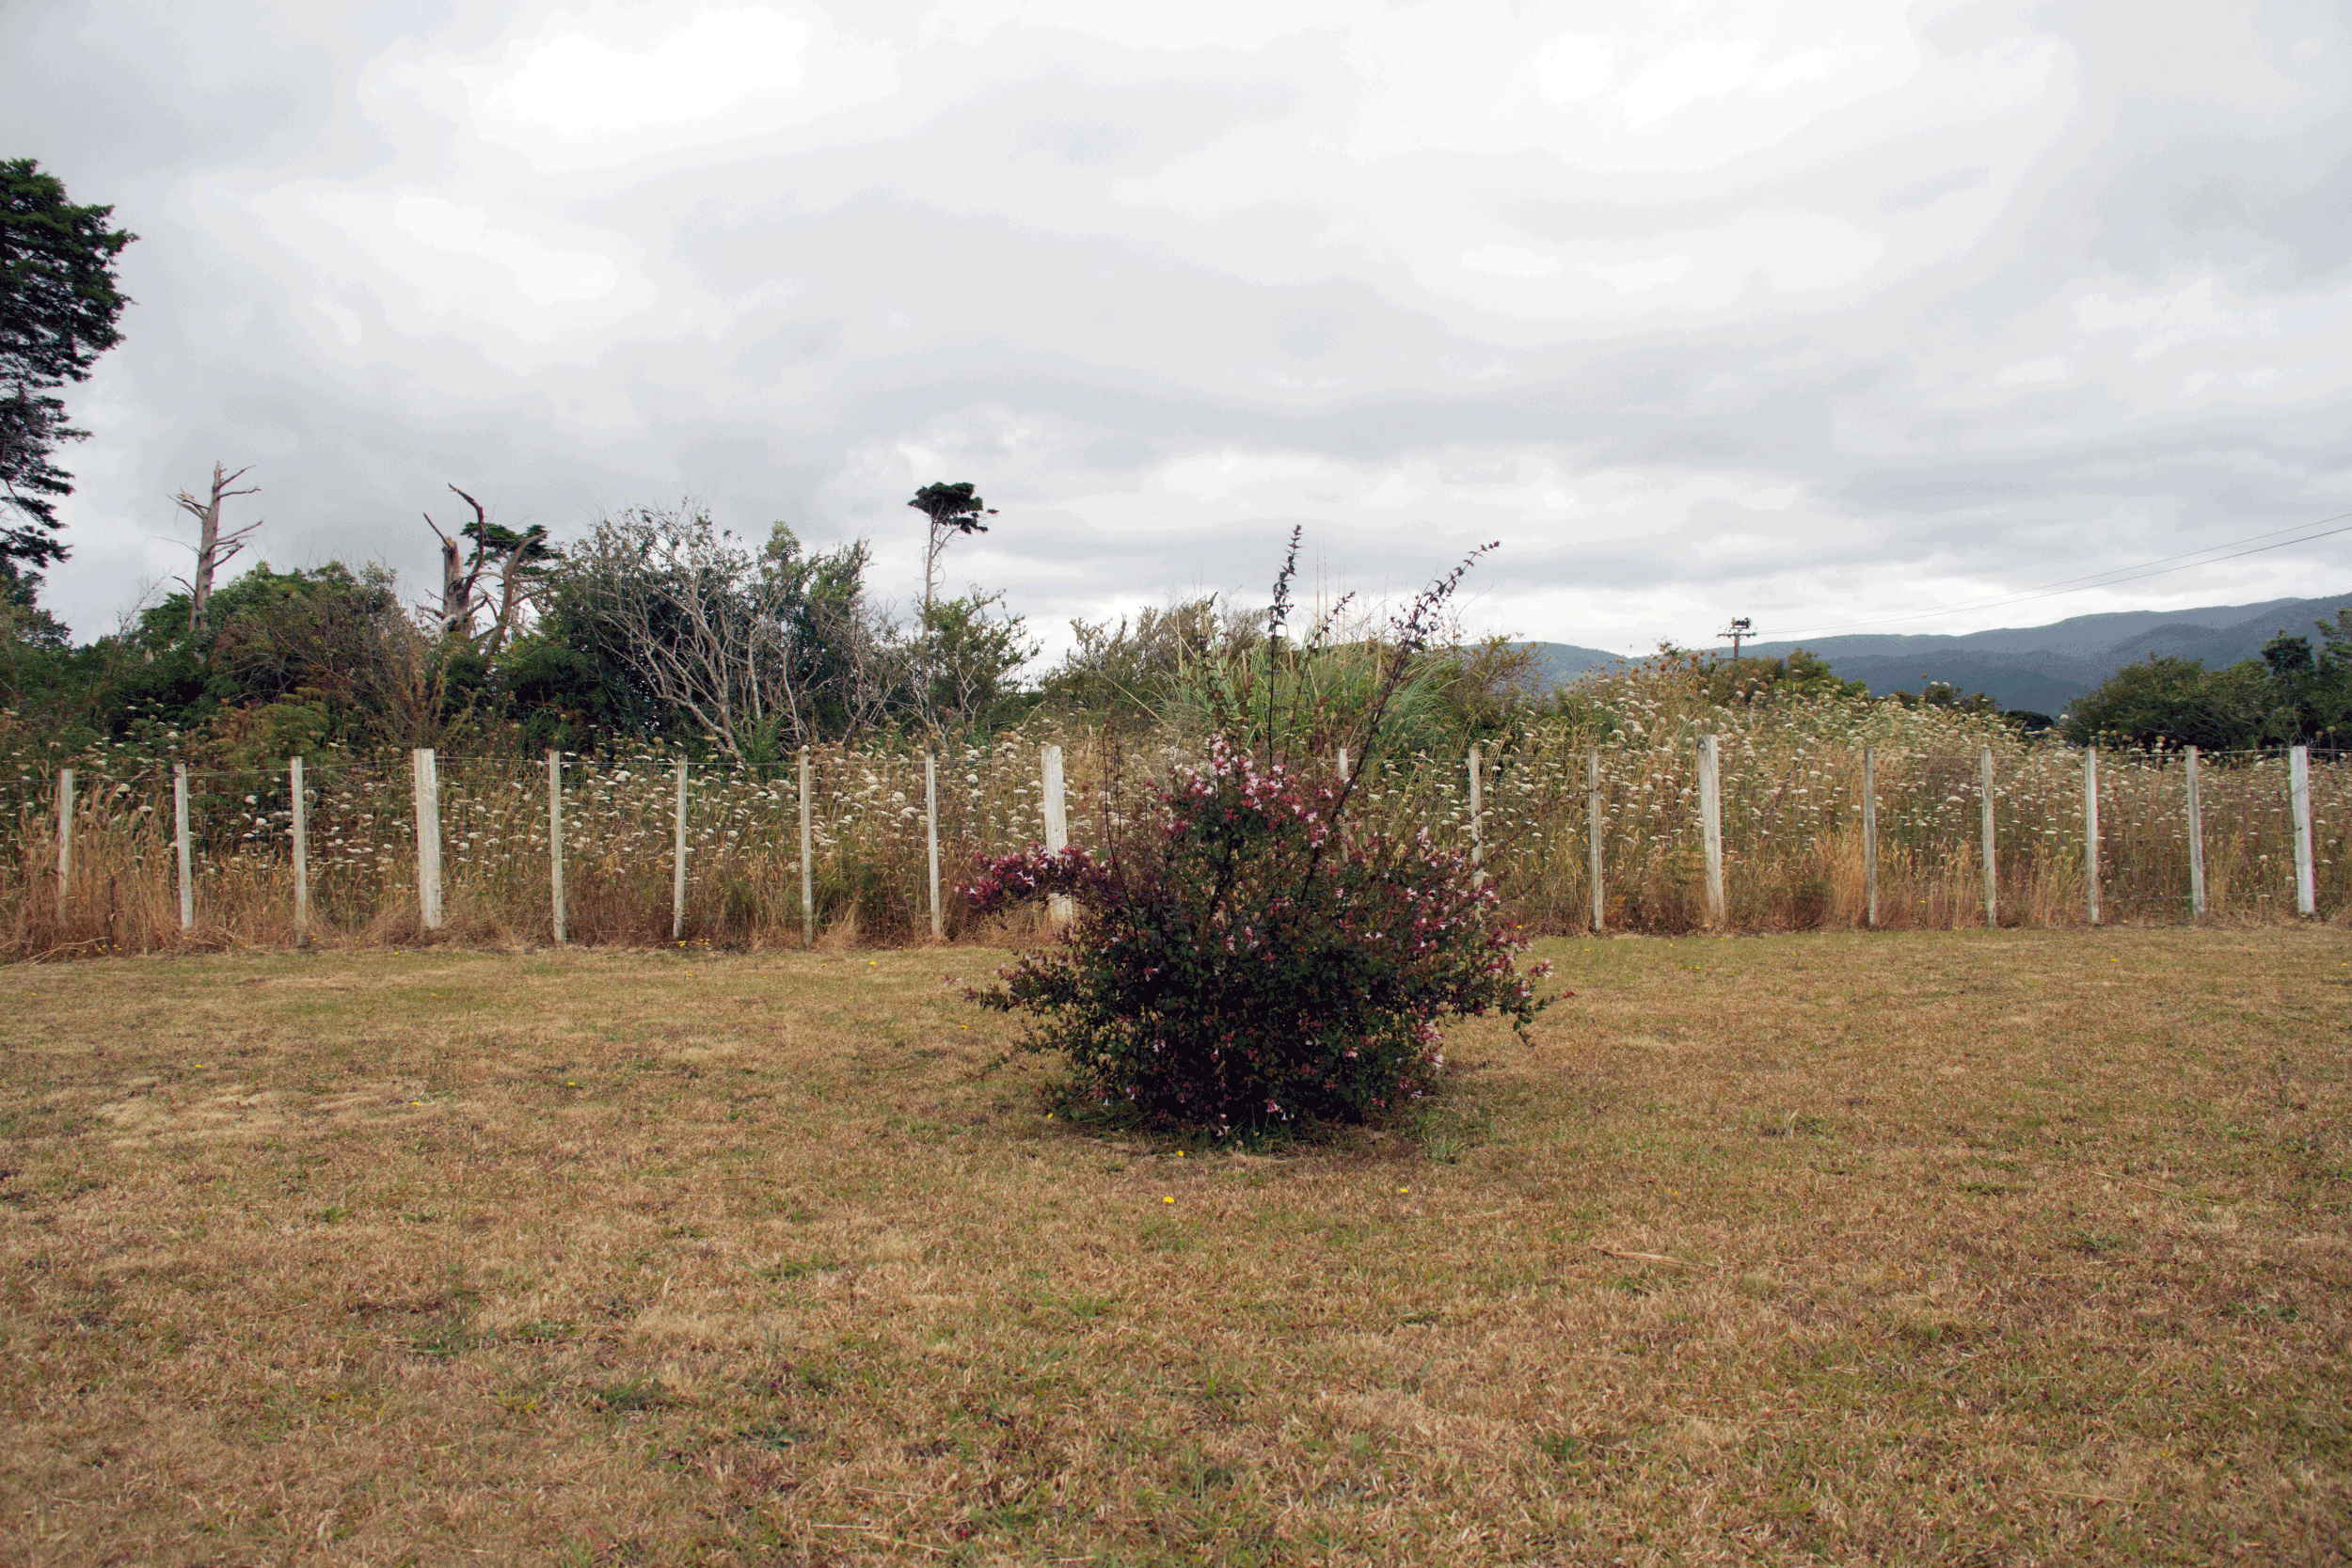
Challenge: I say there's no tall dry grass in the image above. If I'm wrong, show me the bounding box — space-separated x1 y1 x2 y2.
1454 714 2348 934
2 674 2344 957
2 736 1083 955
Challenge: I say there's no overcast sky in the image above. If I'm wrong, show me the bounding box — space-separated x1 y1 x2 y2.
7 0 2349 658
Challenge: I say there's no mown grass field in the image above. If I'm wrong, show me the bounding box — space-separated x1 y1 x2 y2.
2 928 2346 1565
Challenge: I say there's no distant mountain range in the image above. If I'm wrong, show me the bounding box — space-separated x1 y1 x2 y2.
1520 642 1632 686
1524 590 2352 716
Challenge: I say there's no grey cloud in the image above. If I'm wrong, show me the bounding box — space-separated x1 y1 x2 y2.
6 0 2350 660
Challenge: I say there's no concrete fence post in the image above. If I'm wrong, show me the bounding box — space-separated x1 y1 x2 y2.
413 748 442 930
56 768 72 922
671 759 689 942
1041 743 1072 928
1697 735 1724 926
174 762 194 932
1979 747 1998 929
1467 744 1485 887
1861 745 1878 929
2290 744 2315 918
548 751 566 945
1586 749 1605 935
2185 746 2205 921
926 751 944 941
799 746 815 945
290 756 308 946
2083 748 2101 927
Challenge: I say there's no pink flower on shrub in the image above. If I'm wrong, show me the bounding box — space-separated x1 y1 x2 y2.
967 736 1550 1132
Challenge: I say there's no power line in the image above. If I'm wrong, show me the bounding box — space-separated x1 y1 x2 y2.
1773 516 2352 640
1890 510 2352 613
1770 510 2352 642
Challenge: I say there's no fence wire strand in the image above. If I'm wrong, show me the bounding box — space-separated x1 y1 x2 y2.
5 725 2344 953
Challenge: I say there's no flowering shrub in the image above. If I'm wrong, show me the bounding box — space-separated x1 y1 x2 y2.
969 737 1552 1132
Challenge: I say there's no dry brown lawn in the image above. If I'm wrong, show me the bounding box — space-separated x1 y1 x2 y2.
1 927 2346 1566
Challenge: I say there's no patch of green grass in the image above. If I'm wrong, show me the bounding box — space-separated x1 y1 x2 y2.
2233 1300 2301 1323
406 1314 473 1361
739 1419 803 1449
505 1319 575 1343
586 1376 678 1415
1024 1286 1116 1323
1138 1218 1193 1253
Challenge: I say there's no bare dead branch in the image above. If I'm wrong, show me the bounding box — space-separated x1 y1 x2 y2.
171 462 262 634
422 487 493 641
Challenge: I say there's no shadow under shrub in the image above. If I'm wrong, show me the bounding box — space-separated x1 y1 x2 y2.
969 737 1551 1133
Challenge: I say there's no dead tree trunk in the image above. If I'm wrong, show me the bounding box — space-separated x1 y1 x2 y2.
172 463 262 634
423 484 490 641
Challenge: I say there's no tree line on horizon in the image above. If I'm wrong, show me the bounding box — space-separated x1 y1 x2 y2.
7 158 2348 768
6 500 2340 769
0 483 1582 768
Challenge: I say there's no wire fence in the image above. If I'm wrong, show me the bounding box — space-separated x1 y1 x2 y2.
3 724 2344 956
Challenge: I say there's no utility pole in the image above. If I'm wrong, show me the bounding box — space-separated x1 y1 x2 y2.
1718 616 1753 659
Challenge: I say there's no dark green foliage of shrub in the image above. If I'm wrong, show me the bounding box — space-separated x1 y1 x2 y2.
969 739 1550 1132
968 532 1554 1134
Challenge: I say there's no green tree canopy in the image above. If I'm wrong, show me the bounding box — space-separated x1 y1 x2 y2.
538 505 906 759
2062 608 2352 750
1 158 135 595
1697 647 1869 707
908 480 993 616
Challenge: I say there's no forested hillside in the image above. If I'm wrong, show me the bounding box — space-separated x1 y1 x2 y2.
1739 593 2352 716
